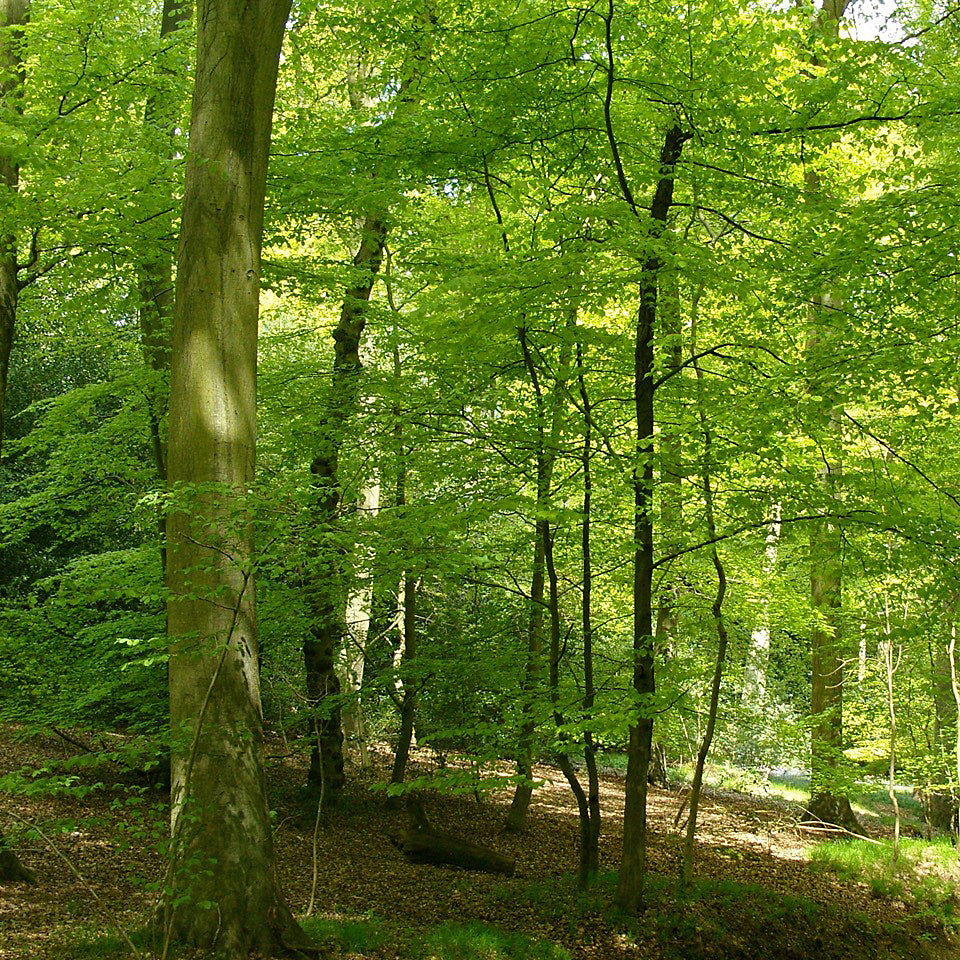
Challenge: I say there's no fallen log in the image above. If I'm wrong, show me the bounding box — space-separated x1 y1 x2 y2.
394 826 515 875
390 795 515 876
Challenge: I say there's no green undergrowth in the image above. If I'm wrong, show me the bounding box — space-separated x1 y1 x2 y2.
810 837 960 926
300 911 391 953
49 925 154 959
300 913 570 959
421 922 571 960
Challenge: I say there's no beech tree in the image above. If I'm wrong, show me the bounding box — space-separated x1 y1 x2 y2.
163 1 311 955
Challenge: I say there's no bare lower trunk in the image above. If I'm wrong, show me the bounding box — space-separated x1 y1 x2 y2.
505 323 571 832
742 504 782 709
577 343 601 881
0 250 15 468
804 0 859 839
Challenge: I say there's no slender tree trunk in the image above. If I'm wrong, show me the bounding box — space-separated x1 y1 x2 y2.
505 324 571 832
339 478 379 769
304 39 430 793
577 342 601 881
949 623 960 848
137 0 190 486
615 123 687 913
164 3 309 955
0 0 29 471
681 304 730 887
387 335 420 799
390 572 418 793
304 212 386 795
742 504 782 709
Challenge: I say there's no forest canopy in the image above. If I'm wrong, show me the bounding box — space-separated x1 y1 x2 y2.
2 0 960 956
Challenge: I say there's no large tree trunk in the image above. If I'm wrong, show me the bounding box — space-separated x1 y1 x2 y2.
803 0 859 836
0 0 29 470
164 2 309 955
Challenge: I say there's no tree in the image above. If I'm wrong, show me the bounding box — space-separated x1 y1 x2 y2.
0 0 28 467
163 1 312 954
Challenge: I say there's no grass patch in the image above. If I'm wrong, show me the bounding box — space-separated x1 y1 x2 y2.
810 837 960 925
300 911 390 953
50 926 154 959
420 922 571 960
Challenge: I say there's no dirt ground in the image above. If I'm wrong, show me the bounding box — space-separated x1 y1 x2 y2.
0 727 955 959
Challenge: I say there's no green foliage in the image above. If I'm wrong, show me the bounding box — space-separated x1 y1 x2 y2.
420 922 571 960
299 912 391 954
810 838 960 925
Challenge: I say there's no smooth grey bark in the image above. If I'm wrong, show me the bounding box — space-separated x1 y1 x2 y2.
0 0 28 470
742 503 782 709
339 477 379 768
164 2 309 956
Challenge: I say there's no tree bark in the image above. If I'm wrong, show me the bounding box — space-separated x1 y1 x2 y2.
304 212 386 796
616 123 687 913
339 478 379 768
577 342 601 881
803 0 859 835
0 0 29 470
742 504 782 709
164 2 309 955
304 35 431 796
505 325 571 832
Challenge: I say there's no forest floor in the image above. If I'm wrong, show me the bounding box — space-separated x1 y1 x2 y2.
0 725 957 960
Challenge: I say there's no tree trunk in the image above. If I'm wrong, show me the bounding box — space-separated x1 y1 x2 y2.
615 123 687 913
577 342 601 881
390 573 419 795
304 213 386 796
681 304 730 887
742 504 782 710
505 323 572 832
304 37 431 796
803 0 859 835
0 0 29 470
164 2 309 955
339 478 379 768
